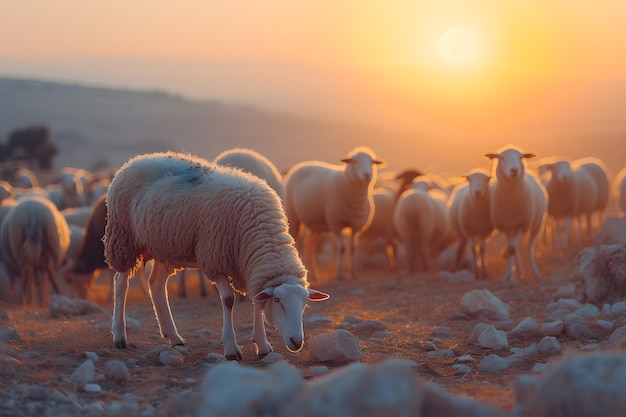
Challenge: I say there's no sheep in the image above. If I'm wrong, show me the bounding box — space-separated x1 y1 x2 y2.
175 147 286 299
573 157 610 228
542 159 598 249
448 169 494 279
284 146 385 281
356 169 423 271
59 193 150 300
213 147 285 201
62 205 93 228
485 145 547 282
392 177 455 274
104 151 329 360
45 170 89 210
613 165 626 216
0 196 70 306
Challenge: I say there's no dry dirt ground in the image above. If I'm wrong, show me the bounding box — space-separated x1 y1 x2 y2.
0 245 599 414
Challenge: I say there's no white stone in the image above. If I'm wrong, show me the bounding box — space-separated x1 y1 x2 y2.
82 384 102 393
564 314 597 338
509 317 539 339
571 244 626 305
49 294 106 318
104 359 131 383
606 324 626 348
260 352 286 365
198 361 303 417
159 349 184 366
468 323 489 343
538 336 561 356
595 319 615 330
510 344 538 359
611 301 626 315
460 289 510 320
575 304 601 319
452 364 472 375
309 330 362 364
540 320 564 336
478 354 514 373
69 359 95 384
477 325 508 350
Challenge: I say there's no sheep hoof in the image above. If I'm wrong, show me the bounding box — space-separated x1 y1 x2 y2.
225 352 243 361
115 339 128 349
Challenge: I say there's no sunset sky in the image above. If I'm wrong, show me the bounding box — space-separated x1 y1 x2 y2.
1 1 625 159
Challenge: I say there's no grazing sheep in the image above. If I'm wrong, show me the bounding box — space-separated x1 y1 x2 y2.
104 151 329 360
284 146 385 280
613 165 626 216
485 145 547 282
448 169 494 279
176 147 286 299
392 178 454 274
0 196 70 306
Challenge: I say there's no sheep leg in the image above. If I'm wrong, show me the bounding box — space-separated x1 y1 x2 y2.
336 232 346 280
112 271 130 349
504 232 522 282
177 270 187 298
454 237 468 272
349 230 359 279
303 230 320 282
527 226 542 280
252 302 272 357
469 239 480 279
214 276 243 361
199 272 209 298
478 240 488 279
147 261 185 347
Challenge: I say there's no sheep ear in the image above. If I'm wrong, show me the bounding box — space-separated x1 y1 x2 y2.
340 157 352 164
252 288 274 303
523 153 536 159
307 289 330 301
484 153 499 160
373 158 387 167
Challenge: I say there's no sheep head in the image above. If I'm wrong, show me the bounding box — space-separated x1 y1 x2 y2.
252 283 329 352
485 146 535 181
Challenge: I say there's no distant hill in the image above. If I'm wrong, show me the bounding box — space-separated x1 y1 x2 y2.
0 77 415 174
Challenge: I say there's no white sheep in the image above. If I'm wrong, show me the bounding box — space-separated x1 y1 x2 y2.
175 147 287 299
213 147 285 201
392 177 454 274
284 146 385 281
104 151 329 360
542 158 598 249
485 145 547 282
0 196 71 305
448 169 494 279
573 157 610 228
613 165 626 216
45 170 89 210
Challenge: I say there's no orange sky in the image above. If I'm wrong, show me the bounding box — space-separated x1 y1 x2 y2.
1 1 625 144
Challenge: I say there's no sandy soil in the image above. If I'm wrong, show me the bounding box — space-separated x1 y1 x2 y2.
0 245 597 413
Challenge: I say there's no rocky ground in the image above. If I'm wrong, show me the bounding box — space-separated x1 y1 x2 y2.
0 244 624 416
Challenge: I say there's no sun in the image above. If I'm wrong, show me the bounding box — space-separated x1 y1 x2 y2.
438 28 476 62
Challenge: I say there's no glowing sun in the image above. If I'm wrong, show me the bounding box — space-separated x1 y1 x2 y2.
438 28 475 62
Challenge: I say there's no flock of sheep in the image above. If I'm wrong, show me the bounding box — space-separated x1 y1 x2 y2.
0 144 625 360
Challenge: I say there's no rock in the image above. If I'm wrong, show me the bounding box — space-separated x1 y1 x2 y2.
540 320 564 336
571 244 626 305
478 354 515 373
477 326 508 350
354 320 387 332
432 326 453 338
69 359 96 384
82 383 103 393
438 270 475 284
575 303 601 319
0 328 22 344
494 319 515 331
564 314 598 338
26 385 50 401
280 359 420 417
304 314 332 324
468 323 489 343
606 324 626 348
159 349 184 366
82 351 99 362
595 319 615 330
308 366 330 376
260 352 286 365
510 344 538 359
513 351 626 417
197 361 303 417
611 301 626 315
531 363 548 373
537 336 561 356
427 350 456 359
594 216 626 245
309 330 362 364
452 364 472 375
104 359 132 384
49 294 106 318
460 289 510 320
508 317 539 339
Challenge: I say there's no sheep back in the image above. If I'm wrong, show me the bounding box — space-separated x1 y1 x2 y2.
104 152 306 298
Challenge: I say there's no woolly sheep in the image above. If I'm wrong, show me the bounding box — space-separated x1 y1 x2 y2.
213 147 285 201
448 169 494 279
45 170 89 210
613 165 626 216
0 196 70 305
357 169 423 271
485 145 547 282
543 159 598 249
104 151 329 359
284 146 385 280
573 157 610 227
176 147 287 299
392 177 454 274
